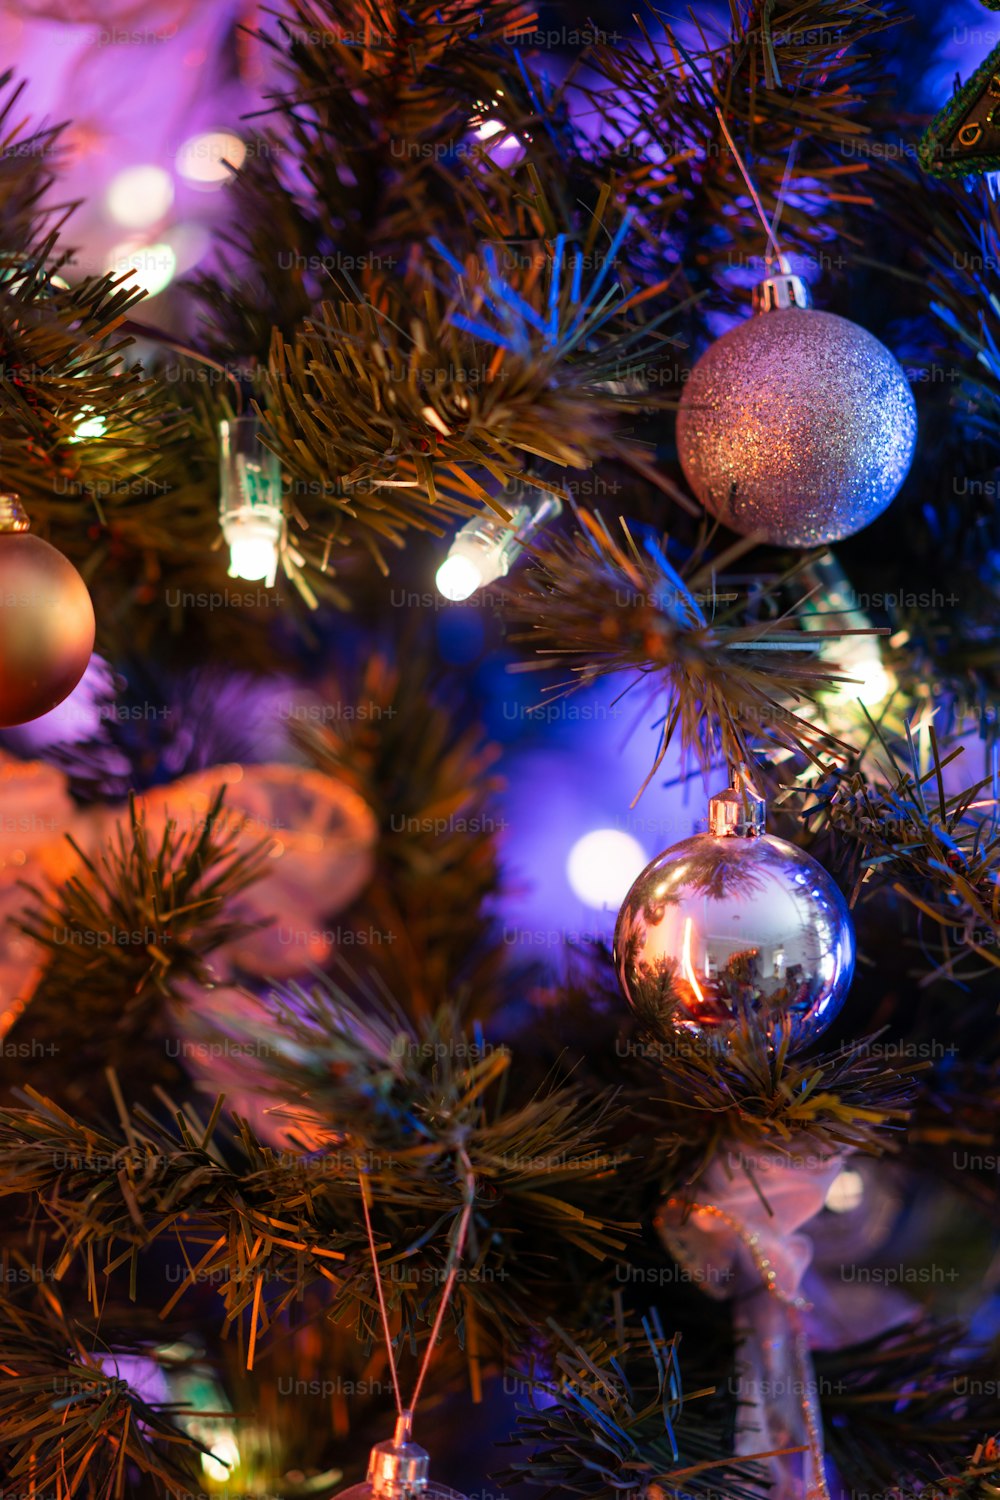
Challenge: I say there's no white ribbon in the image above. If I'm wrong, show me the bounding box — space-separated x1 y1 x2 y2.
656 1145 846 1500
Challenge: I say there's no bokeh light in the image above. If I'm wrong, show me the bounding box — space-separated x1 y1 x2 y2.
566 829 647 910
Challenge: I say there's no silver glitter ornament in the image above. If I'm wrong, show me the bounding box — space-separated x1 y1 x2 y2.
614 784 855 1052
676 271 917 546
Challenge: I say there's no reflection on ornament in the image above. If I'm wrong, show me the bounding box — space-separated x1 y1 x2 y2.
676 269 917 546
219 415 283 587
0 495 95 728
566 828 647 909
614 782 854 1052
436 478 562 599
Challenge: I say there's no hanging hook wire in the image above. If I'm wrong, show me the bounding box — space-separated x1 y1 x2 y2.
713 107 789 273
358 1146 477 1430
359 1172 405 1419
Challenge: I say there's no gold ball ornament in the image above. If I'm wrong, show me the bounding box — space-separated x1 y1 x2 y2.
676 272 917 547
0 496 95 728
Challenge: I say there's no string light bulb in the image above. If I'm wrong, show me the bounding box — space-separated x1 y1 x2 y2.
218 416 284 587
435 479 562 600
799 551 895 714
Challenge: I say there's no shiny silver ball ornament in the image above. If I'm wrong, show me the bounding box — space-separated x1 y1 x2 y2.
676 271 917 546
614 785 855 1052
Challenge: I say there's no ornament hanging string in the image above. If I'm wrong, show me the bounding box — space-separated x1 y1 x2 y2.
713 107 790 273
358 1146 477 1424
766 137 801 270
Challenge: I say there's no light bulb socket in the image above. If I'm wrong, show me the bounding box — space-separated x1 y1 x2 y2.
752 271 811 313
448 507 531 585
0 494 30 534
708 786 766 838
366 1413 429 1499
218 417 284 521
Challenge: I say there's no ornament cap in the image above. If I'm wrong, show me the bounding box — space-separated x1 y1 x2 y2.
708 785 766 838
367 1412 429 1498
752 271 811 313
0 494 30 534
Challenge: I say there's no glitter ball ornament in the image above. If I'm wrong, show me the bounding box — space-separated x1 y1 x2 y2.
676 271 917 547
0 495 95 728
614 784 855 1052
334 1414 468 1500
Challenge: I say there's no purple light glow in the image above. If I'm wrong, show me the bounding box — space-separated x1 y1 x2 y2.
496 678 710 946
0 1 269 309
1 654 114 752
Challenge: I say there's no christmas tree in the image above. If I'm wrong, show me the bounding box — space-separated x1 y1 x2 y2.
0 3 999 1499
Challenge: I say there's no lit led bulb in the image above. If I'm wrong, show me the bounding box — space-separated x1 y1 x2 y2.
219 417 284 588
435 551 487 602
69 407 107 443
826 639 893 708
799 551 895 713
435 481 563 600
192 1422 241 1485
224 516 282 584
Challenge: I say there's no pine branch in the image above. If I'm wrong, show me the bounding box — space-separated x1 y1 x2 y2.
931 1435 1000 1500
0 260 183 514
498 510 868 786
292 653 506 1016
578 0 908 294
192 0 544 357
258 220 679 570
0 976 630 1367
817 1321 1000 1497
905 1061 1000 1221
0 70 68 243
621 1016 919 1167
501 1313 763 1500
0 1284 203 1500
804 729 1000 984
7 787 270 1104
548 945 917 1165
